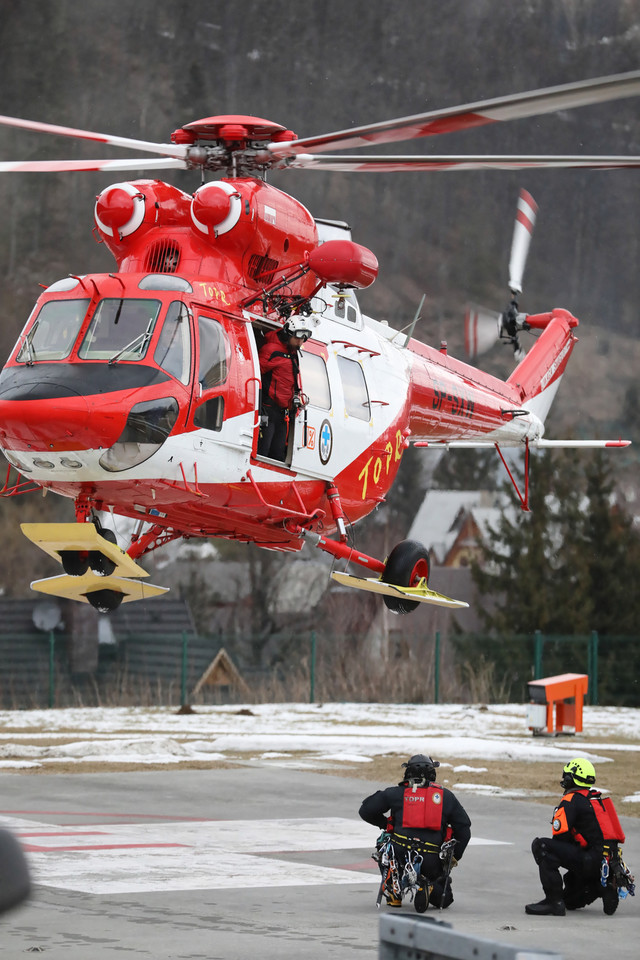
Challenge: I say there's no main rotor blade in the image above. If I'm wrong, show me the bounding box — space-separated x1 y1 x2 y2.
0 157 187 173
0 114 189 160
270 70 640 156
283 154 640 171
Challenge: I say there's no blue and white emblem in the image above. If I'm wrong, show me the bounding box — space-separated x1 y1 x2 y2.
319 419 333 465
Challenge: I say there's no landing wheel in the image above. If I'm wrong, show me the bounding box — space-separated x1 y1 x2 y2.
60 550 90 577
89 528 118 577
382 539 430 615
87 589 124 614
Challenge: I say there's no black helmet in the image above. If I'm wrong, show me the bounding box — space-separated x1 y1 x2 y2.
561 758 596 790
402 754 440 784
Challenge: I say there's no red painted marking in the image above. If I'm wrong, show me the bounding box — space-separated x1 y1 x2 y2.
336 859 379 872
22 842 188 853
516 209 535 233
17 831 108 837
415 113 494 137
1 810 206 821
519 188 538 212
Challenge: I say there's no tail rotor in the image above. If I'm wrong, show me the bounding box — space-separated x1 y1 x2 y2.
465 188 537 362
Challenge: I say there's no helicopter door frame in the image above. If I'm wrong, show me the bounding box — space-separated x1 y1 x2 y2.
289 339 335 478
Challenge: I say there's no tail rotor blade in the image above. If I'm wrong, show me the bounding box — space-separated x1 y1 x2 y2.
509 189 538 294
465 305 501 358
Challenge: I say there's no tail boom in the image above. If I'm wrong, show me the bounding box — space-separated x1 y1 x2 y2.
507 308 578 411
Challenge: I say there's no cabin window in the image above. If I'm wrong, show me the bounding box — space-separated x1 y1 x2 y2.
139 275 193 293
16 299 90 362
198 316 229 388
154 301 191 384
337 355 370 421
194 396 224 431
334 296 358 324
78 298 161 361
299 351 331 409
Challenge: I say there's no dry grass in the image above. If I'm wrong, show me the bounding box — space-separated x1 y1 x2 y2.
7 739 639 818
313 753 640 817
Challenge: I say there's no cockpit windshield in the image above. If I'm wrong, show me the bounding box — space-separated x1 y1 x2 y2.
16 299 90 363
78 298 161 362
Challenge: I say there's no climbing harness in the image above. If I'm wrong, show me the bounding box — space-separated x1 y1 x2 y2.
373 832 445 911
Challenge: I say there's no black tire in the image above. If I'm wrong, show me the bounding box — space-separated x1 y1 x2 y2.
60 550 90 577
87 589 124 613
89 528 118 577
382 539 430 615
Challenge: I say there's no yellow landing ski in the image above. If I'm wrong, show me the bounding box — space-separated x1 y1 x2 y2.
331 571 468 609
21 522 149 579
30 572 168 605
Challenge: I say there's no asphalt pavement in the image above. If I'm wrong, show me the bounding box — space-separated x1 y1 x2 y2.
0 765 637 960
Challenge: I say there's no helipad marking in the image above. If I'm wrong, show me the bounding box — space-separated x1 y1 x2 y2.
5 815 509 894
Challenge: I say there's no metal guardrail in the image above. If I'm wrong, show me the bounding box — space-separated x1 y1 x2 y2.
379 915 562 960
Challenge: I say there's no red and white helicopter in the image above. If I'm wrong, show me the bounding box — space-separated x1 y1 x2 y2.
0 72 637 614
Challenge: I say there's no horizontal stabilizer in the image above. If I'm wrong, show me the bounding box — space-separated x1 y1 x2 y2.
331 571 468 609
415 438 631 449
21 522 149 579
30 573 169 604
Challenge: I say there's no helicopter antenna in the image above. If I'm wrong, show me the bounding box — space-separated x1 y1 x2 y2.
405 294 426 347
390 294 425 347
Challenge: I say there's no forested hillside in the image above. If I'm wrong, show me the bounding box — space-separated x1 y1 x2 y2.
0 0 638 597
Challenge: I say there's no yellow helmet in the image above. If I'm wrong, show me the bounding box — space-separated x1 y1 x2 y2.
562 758 596 788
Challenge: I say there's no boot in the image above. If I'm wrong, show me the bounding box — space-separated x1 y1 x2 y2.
602 884 619 916
414 884 430 913
525 898 566 916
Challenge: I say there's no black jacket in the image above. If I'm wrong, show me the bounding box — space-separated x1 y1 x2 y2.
359 782 471 862
552 788 605 853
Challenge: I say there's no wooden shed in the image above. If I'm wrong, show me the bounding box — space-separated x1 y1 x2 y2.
192 648 250 697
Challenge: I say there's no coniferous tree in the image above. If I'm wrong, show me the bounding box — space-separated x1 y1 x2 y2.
470 451 634 635
582 454 640 635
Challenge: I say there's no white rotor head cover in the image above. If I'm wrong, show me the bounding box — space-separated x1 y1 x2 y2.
94 181 146 238
191 181 242 236
509 188 538 294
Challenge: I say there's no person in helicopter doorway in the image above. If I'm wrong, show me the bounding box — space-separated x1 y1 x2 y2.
257 315 311 461
359 754 471 911
525 757 632 917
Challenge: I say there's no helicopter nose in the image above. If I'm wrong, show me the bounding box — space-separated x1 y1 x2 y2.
0 391 89 450
0 382 123 451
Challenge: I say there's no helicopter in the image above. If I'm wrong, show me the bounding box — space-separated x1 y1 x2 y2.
0 72 637 615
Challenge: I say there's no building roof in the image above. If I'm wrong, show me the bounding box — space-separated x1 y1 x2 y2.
409 490 507 564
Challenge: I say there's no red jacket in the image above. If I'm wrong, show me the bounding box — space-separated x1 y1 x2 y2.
259 330 300 408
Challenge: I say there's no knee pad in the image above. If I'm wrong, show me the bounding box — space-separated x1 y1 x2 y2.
532 838 550 864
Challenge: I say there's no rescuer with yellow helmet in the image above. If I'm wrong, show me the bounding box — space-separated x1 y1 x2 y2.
525 758 627 916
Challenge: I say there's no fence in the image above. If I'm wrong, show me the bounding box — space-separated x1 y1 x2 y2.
448 632 640 707
0 628 637 709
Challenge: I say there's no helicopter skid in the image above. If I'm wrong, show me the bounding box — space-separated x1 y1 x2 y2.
330 571 469 609
29 572 168 605
21 522 150 579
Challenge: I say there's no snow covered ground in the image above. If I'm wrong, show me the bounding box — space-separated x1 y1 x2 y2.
0 702 638 806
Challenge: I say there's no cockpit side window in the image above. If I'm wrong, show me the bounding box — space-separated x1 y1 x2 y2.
78 298 161 361
198 315 229 388
16 299 90 363
154 301 191 384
